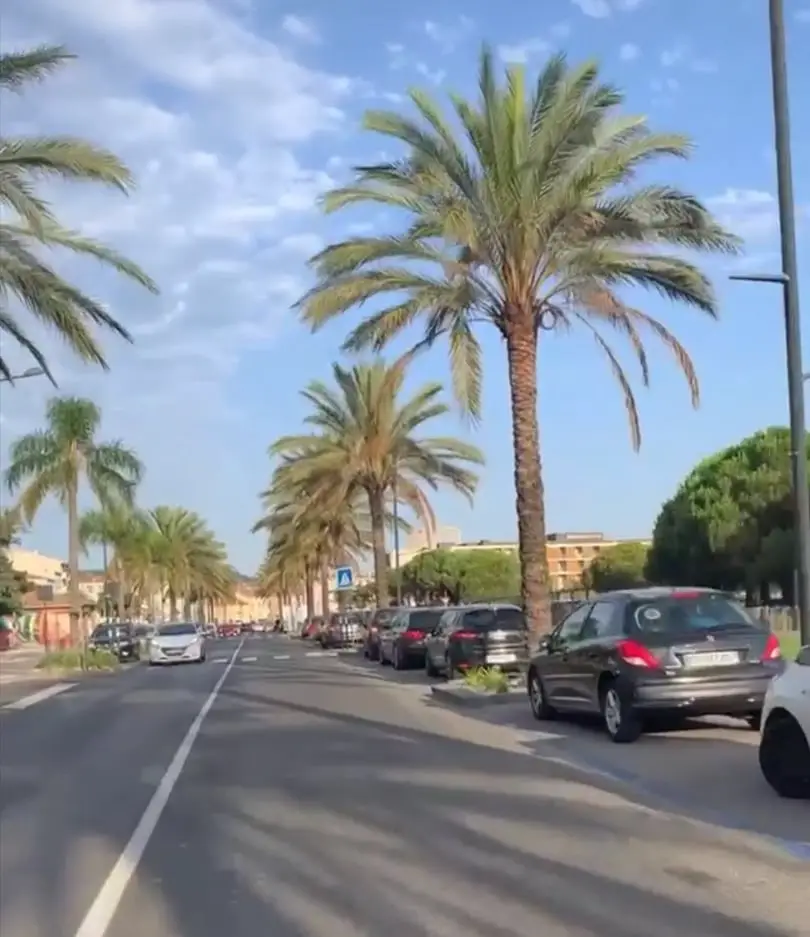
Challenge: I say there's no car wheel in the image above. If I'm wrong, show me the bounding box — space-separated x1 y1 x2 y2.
425 652 438 678
759 712 810 799
393 645 403 671
445 655 456 681
600 679 642 744
528 668 557 721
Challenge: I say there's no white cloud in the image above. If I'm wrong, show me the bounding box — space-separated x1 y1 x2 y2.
281 14 320 44
422 16 474 53
707 189 781 241
1 0 364 567
571 0 646 16
660 42 718 74
619 42 640 61
498 38 551 65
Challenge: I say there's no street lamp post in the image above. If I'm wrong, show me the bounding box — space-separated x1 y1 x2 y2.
731 0 810 647
0 367 46 385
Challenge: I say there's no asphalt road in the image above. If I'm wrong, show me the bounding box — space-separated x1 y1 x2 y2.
0 635 807 937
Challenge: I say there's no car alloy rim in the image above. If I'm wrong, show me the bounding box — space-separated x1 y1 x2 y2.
604 688 621 735
530 676 543 713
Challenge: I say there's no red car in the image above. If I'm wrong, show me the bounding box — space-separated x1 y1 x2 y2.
218 623 241 638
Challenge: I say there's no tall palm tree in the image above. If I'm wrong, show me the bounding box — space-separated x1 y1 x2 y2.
146 506 231 620
79 503 152 618
296 50 740 635
269 354 483 606
4 396 143 641
0 44 158 381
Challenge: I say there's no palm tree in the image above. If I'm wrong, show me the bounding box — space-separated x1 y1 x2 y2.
4 397 143 642
268 354 483 606
146 506 231 620
0 44 158 381
79 503 152 618
296 50 740 636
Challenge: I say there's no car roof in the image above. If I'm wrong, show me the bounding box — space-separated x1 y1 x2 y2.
588 587 726 602
460 603 523 611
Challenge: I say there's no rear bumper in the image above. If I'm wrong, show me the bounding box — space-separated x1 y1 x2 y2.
633 675 773 714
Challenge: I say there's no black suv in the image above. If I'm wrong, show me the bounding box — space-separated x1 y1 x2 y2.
88 623 140 661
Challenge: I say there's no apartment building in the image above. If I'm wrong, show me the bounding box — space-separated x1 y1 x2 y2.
8 547 69 591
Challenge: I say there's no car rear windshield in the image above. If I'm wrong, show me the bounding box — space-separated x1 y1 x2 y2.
157 623 197 636
625 593 759 636
373 609 397 627
91 626 114 638
408 609 444 630
463 607 526 631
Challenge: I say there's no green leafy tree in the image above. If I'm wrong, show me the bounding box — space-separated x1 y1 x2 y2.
399 547 520 604
296 49 739 639
267 354 483 606
0 44 158 381
583 541 649 592
646 427 809 602
4 397 143 642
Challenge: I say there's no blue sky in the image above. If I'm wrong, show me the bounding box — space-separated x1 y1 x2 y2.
1 0 809 574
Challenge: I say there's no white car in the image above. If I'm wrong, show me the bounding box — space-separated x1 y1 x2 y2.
149 622 207 666
759 644 810 798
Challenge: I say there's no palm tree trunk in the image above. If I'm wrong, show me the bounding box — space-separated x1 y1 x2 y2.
169 590 178 621
320 558 330 617
305 566 315 620
367 485 389 607
67 478 81 646
505 318 552 641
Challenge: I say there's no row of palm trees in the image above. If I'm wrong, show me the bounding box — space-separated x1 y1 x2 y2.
3 397 236 642
257 49 740 636
253 355 483 616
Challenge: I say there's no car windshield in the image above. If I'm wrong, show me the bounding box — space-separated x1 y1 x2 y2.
626 593 758 635
157 623 197 637
464 607 526 630
408 609 444 630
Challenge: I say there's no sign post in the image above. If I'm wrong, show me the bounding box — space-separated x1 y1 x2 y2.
335 566 354 590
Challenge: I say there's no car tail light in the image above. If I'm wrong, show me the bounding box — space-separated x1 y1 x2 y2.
670 590 702 599
760 633 782 661
403 629 424 640
616 639 661 668
450 630 477 641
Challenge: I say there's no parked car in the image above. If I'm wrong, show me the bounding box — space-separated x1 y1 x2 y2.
88 623 140 661
320 612 365 649
378 607 447 669
759 643 810 798
218 622 241 638
527 587 784 744
424 604 528 679
362 608 399 661
149 621 207 665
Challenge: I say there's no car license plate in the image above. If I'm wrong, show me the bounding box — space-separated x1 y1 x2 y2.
683 651 739 668
487 652 517 665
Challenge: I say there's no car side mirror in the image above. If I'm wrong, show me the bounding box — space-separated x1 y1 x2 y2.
796 645 810 667
536 634 552 652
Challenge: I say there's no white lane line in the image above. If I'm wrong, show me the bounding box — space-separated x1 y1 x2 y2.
241 656 258 663
72 636 245 937
2 682 75 710
212 657 229 663
273 654 291 661
305 650 338 658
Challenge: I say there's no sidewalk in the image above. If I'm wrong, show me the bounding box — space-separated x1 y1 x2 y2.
0 645 46 684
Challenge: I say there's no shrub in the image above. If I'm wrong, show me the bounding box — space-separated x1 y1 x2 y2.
36 647 119 672
462 666 510 693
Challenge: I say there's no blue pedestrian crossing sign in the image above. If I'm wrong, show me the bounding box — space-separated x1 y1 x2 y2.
335 566 353 589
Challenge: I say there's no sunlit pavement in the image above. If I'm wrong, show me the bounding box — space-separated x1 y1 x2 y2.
0 635 807 937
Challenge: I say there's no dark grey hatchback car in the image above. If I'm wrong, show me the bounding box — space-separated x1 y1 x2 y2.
527 587 784 743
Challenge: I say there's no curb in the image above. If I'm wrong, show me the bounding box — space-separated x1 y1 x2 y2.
430 685 525 708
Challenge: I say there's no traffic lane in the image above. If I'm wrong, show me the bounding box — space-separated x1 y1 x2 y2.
462 699 810 847
0 640 242 937
106 654 805 937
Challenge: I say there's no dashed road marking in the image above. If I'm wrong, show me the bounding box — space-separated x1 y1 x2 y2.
2 682 75 710
241 656 258 663
212 657 229 664
273 654 291 661
305 650 339 658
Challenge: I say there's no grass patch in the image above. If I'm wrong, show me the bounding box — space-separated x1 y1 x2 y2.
462 666 510 694
36 647 119 672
